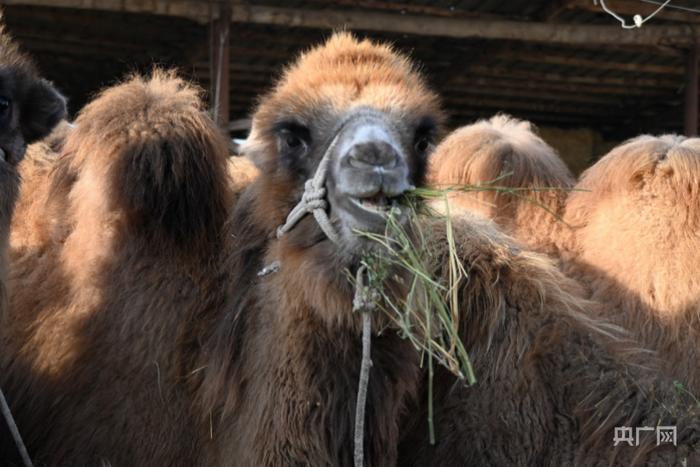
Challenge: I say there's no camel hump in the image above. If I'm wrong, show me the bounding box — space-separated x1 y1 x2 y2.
566 135 700 309
59 70 232 247
428 114 573 219
567 134 700 229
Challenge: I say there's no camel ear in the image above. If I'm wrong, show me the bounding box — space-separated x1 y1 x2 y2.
22 78 67 144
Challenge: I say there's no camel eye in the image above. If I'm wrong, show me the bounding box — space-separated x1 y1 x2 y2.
414 118 437 156
415 137 431 154
276 122 311 158
285 133 303 149
0 97 10 116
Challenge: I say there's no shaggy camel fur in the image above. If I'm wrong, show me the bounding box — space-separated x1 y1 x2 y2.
561 135 700 394
194 32 444 466
11 125 254 250
427 114 574 255
399 213 700 465
429 120 700 441
226 155 258 201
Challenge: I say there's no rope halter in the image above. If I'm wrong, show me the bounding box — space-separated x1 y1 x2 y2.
275 130 342 245
271 109 401 467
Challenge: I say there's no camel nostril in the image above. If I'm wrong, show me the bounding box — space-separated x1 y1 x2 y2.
346 141 401 170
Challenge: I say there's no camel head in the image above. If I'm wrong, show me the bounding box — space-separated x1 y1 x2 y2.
245 32 443 255
0 21 66 165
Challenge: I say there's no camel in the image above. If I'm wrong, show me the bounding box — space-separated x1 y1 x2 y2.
0 20 67 306
427 114 574 255
1 70 234 466
1 33 698 466
0 20 67 465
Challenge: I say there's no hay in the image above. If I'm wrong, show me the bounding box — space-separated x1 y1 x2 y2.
353 181 577 443
354 196 475 444
417 170 580 224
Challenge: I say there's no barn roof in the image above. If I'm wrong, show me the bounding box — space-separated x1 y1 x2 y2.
1 0 698 140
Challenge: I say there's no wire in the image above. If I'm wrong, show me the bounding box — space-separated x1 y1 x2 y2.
597 0 672 28
639 0 700 15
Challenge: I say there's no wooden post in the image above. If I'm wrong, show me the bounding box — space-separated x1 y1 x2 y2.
684 44 698 137
209 1 231 130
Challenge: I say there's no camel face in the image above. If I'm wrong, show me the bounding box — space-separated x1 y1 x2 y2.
246 32 442 253
0 45 66 165
273 104 436 247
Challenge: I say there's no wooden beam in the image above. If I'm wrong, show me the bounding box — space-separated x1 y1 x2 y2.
298 0 507 20
2 1 698 46
195 62 676 96
0 0 213 22
463 65 680 88
442 86 629 106
442 96 627 117
199 52 681 88
491 50 684 75
449 74 676 96
538 0 579 21
228 5 698 47
228 118 252 132
684 44 698 136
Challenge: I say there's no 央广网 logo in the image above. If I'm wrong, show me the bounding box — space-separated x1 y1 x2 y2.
613 426 677 446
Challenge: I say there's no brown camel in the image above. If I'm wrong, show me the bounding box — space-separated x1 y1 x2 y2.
0 32 441 466
0 19 67 466
0 19 66 308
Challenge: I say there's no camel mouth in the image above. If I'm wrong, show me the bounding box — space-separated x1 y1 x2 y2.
349 194 402 216
333 188 410 238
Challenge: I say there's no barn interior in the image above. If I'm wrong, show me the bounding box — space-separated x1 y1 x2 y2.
1 0 698 173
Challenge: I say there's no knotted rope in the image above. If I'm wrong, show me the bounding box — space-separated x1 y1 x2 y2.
352 265 378 467
275 129 342 245
273 112 386 467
